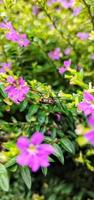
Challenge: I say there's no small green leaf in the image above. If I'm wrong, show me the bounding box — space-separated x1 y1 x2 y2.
53 143 64 164
26 105 38 122
20 100 28 112
60 138 75 154
0 84 7 98
0 164 9 191
5 157 16 168
42 167 48 176
38 111 46 124
21 167 32 189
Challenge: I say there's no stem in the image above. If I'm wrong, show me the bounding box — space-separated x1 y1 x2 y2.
40 6 79 57
82 0 94 30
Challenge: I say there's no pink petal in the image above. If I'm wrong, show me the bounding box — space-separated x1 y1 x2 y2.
7 76 15 84
17 136 30 151
16 151 30 166
58 67 66 74
28 155 40 172
31 132 44 145
78 102 92 116
39 144 55 155
40 156 50 167
64 60 71 68
88 115 94 127
84 91 94 102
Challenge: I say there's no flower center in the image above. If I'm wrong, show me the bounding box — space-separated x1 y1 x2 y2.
28 144 37 154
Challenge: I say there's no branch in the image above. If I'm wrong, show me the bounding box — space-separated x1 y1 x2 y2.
82 0 94 30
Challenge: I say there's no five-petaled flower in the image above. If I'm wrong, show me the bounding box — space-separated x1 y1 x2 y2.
16 132 55 172
78 91 94 145
78 91 94 116
48 48 62 60
77 32 89 40
0 21 30 47
0 62 11 73
58 59 71 74
4 76 29 104
59 0 74 9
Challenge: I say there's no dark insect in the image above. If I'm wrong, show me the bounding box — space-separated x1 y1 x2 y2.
40 98 55 104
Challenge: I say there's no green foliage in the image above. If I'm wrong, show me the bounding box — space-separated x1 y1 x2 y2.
0 164 9 192
21 167 32 189
0 0 94 198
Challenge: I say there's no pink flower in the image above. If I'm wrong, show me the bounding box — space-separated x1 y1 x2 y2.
0 21 13 30
4 76 29 104
32 5 40 15
72 7 82 16
0 62 11 73
77 32 89 40
6 29 20 42
16 132 55 172
0 21 30 47
88 115 94 127
64 48 71 55
78 91 94 116
48 48 62 60
84 112 94 145
59 0 74 9
58 59 71 74
17 34 30 47
47 0 57 6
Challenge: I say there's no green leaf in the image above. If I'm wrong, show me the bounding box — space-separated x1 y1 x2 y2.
53 143 64 164
38 111 46 124
0 84 7 98
60 138 75 154
20 100 28 112
0 164 9 191
26 104 38 122
5 157 16 168
21 167 32 189
42 167 48 176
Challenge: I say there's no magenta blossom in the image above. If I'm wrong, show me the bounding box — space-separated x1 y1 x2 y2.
48 48 62 60
77 32 89 40
64 48 71 55
59 59 71 74
47 0 58 6
59 0 74 9
4 76 29 104
72 7 82 16
0 62 11 73
0 21 13 30
16 132 55 172
17 34 30 47
6 29 20 42
88 115 94 127
32 5 40 15
78 91 94 116
0 21 30 47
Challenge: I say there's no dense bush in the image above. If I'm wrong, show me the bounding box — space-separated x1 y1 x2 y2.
0 0 94 199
